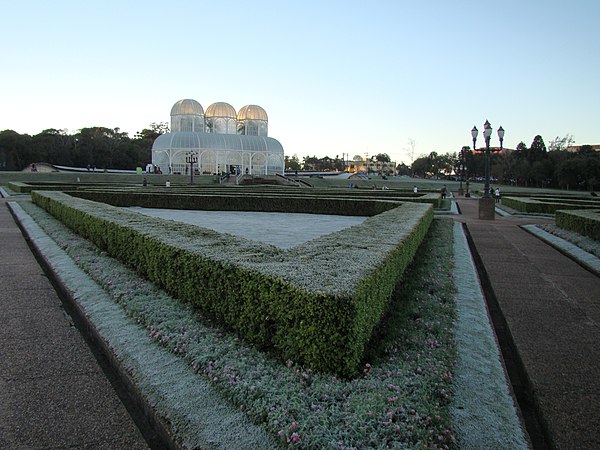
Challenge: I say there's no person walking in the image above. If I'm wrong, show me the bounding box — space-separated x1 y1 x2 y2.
494 187 501 203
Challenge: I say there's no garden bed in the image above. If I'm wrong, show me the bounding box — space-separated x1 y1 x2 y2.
32 190 433 376
19 200 458 448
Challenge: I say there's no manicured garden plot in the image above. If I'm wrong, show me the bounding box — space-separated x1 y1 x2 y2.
502 196 600 214
19 200 457 448
6 177 442 207
555 208 600 241
32 190 433 376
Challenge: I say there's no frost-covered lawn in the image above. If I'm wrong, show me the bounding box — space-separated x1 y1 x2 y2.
20 201 458 449
127 208 368 249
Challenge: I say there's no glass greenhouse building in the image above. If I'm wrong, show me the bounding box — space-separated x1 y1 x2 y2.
152 99 284 175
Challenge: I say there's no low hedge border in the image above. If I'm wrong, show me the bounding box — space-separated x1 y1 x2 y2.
555 209 600 241
6 181 30 193
7 181 134 193
502 196 599 214
32 190 433 376
9 179 442 208
71 190 402 216
73 187 442 208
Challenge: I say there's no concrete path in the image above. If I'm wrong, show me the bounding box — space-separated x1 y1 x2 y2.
0 197 149 449
454 197 600 449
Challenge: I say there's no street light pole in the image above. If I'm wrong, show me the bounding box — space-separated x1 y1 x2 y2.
185 152 198 185
498 126 505 152
458 146 468 196
472 121 505 220
470 127 478 198
471 126 478 174
483 120 492 198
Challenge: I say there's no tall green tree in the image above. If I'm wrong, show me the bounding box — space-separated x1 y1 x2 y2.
528 135 547 162
0 130 32 170
285 154 301 171
303 155 320 171
396 162 410 176
515 141 528 160
410 155 431 177
135 122 170 141
374 153 391 162
32 129 72 165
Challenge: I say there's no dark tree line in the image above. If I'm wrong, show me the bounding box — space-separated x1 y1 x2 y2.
8 124 595 191
0 123 169 171
410 151 455 178
284 135 599 192
457 135 600 191
285 153 392 172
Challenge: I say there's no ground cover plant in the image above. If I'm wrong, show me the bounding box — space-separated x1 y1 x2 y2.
20 200 458 449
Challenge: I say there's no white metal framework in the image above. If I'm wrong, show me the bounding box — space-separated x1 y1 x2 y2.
152 99 284 175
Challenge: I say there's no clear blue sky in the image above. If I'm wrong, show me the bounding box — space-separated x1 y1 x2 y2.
1 0 598 164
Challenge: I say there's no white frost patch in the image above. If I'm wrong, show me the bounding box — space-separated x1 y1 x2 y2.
127 208 368 249
450 222 529 449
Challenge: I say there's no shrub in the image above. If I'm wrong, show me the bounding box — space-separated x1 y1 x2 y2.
502 196 598 214
32 190 433 376
555 209 600 241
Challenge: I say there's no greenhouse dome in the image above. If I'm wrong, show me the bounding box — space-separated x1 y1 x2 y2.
171 99 204 116
205 102 237 134
237 105 268 136
151 98 284 176
170 99 205 133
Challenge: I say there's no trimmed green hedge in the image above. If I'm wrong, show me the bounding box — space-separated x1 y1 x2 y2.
7 181 144 193
555 209 600 241
502 196 600 214
71 190 402 216
6 182 31 193
7 179 442 208
32 190 433 376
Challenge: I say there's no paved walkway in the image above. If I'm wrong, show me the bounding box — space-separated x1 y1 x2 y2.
0 197 150 449
454 197 600 449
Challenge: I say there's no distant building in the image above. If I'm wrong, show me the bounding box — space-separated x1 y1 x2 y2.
566 144 600 152
152 99 284 175
347 157 396 175
472 147 514 154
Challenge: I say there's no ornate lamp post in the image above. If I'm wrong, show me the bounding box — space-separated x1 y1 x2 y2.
471 125 478 173
483 120 493 198
185 152 198 185
470 127 479 198
472 121 505 219
498 126 505 151
458 146 469 196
